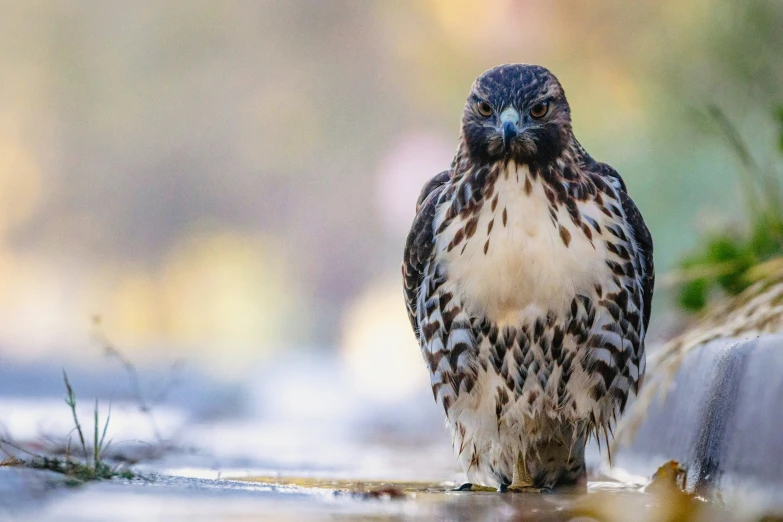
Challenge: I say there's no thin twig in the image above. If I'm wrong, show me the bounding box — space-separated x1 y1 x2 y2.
92 316 176 443
707 105 782 221
660 259 746 288
0 438 41 459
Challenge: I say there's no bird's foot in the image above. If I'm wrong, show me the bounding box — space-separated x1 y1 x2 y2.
505 450 541 492
504 484 545 493
503 477 545 493
455 483 497 492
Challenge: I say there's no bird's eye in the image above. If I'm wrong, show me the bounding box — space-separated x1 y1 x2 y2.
530 102 549 119
476 101 493 117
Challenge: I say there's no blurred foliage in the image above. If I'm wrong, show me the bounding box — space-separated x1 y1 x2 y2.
676 107 783 312
0 1 782 361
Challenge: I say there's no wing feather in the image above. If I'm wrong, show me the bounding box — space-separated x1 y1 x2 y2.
592 161 655 333
402 171 449 336
618 189 655 333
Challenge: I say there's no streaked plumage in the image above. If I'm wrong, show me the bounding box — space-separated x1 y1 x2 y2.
402 64 654 490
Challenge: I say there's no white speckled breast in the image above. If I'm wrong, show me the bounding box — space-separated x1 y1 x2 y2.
435 162 613 327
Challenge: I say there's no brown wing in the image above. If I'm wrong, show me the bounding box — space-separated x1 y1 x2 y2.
402 171 450 337
618 189 655 334
593 161 655 333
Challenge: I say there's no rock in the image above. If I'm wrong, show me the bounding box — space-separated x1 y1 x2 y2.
614 335 783 505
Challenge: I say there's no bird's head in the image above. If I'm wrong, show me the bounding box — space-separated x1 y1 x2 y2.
460 64 572 166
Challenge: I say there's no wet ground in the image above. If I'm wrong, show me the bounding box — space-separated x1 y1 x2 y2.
1 350 782 521
0 468 746 522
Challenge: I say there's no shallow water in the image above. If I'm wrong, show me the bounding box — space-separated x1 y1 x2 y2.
0 356 779 521
6 472 738 522
227 475 734 522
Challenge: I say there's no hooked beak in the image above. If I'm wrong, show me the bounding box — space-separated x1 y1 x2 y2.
499 107 520 151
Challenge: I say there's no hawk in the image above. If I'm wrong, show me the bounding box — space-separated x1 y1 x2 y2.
402 64 654 492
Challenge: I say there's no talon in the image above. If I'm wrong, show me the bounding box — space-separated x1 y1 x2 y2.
498 483 509 492
455 483 496 492
508 451 538 492
506 485 543 493
503 450 547 492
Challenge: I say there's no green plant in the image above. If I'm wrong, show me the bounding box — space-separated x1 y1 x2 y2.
0 371 134 482
62 371 116 479
675 107 783 312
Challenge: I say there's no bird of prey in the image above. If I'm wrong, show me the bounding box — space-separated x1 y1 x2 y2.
402 64 654 492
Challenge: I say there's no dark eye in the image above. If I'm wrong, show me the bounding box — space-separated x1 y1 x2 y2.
530 102 549 119
476 101 493 117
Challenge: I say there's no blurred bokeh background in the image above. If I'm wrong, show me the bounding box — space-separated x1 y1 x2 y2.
0 1 781 471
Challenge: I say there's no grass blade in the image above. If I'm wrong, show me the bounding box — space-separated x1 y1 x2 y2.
63 370 88 463
99 403 111 460
93 399 99 469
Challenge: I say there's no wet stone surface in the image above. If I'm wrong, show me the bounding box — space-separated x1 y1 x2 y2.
3 338 783 520
0 470 738 522
615 335 783 507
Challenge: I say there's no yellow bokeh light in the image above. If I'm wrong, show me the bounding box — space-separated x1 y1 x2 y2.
340 280 428 402
108 272 163 343
160 230 291 351
0 140 42 233
428 0 512 47
94 228 298 371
